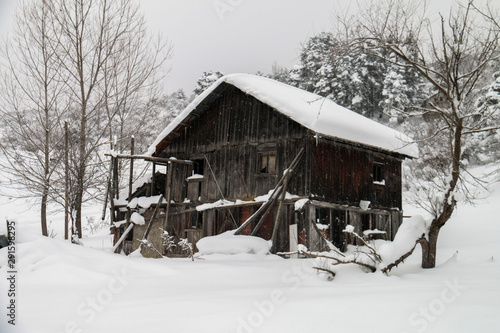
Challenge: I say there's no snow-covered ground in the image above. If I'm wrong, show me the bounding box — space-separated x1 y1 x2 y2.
0 164 499 333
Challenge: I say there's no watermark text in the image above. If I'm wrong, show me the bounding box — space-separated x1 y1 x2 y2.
6 220 17 326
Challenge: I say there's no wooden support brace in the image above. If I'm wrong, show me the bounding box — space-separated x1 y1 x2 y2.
234 186 281 235
142 195 164 241
104 153 193 165
270 148 304 251
250 186 283 236
112 222 134 253
235 147 305 236
270 178 290 252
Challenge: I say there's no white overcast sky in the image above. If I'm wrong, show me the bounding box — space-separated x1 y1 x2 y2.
137 0 348 93
0 0 495 94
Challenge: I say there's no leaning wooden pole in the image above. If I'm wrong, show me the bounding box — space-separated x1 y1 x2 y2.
124 137 135 240
270 174 291 252
250 186 284 236
142 195 164 241
235 147 305 235
255 147 304 242
112 222 135 253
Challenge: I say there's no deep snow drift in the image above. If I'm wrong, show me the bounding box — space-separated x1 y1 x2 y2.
0 166 499 333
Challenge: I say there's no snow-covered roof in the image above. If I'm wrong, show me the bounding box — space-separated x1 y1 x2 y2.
147 73 418 158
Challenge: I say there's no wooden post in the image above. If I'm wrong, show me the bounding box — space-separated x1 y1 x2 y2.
128 136 135 200
125 137 135 233
64 122 69 240
101 140 114 223
113 157 119 200
164 161 173 230
150 162 156 196
109 155 116 225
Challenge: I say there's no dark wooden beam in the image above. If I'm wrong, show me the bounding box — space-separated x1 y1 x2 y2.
105 153 193 165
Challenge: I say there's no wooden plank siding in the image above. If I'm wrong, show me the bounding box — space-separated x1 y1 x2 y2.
310 138 403 211
157 85 309 202
122 83 408 255
156 84 403 210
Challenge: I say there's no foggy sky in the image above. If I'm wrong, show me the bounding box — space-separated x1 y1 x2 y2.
1 0 494 95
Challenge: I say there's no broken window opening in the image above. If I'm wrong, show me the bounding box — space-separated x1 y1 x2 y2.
190 211 203 229
259 153 276 174
372 162 385 184
187 159 205 202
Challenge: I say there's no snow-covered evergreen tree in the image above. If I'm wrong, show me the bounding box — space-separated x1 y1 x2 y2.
289 32 427 122
463 70 500 164
193 71 224 96
328 50 387 120
289 32 335 93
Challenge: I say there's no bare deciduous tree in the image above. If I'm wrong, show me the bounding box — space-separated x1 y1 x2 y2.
337 0 500 268
1 0 172 238
51 0 171 238
0 0 68 236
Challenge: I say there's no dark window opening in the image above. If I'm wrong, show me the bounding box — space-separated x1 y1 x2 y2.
373 163 384 183
188 159 204 201
259 153 276 174
192 159 204 176
362 214 373 231
190 211 203 229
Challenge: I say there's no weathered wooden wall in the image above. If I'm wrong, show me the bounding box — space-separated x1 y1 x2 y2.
156 84 403 213
311 138 403 210
158 85 309 202
142 83 406 255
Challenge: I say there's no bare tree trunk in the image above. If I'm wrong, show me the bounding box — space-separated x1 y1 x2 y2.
41 111 50 237
0 0 65 237
420 227 436 268
41 191 49 236
75 103 87 239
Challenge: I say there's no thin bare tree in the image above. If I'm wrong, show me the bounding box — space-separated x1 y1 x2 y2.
49 0 171 238
0 0 68 236
1 0 172 238
337 0 500 268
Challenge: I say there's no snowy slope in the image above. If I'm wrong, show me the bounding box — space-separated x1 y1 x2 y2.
0 168 499 333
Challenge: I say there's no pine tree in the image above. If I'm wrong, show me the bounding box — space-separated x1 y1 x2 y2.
289 32 335 92
289 32 427 122
193 71 224 96
463 70 500 164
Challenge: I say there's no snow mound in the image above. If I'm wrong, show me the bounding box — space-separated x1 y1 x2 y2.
130 212 145 225
378 215 428 268
128 195 162 209
196 231 272 255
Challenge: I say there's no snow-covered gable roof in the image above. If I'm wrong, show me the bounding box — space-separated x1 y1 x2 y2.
147 73 418 158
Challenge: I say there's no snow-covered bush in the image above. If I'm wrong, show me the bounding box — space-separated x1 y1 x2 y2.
295 216 429 279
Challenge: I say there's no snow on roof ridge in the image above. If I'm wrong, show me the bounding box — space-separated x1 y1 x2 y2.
146 73 418 158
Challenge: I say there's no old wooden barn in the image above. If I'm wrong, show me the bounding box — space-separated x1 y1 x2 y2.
109 73 418 258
